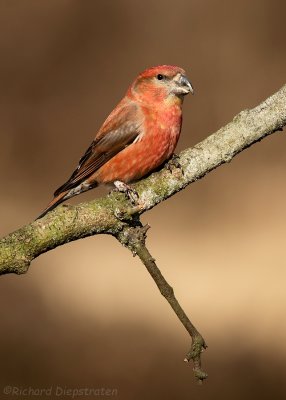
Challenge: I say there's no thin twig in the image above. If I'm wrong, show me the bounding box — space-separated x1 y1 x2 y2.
117 224 208 382
0 83 285 383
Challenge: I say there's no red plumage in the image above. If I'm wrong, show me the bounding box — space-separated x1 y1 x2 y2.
38 65 193 218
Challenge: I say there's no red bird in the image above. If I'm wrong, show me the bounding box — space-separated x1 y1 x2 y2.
38 65 193 218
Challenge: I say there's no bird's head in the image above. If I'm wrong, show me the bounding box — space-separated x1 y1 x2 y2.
128 65 194 105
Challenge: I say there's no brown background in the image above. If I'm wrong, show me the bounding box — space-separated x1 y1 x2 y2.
0 0 286 399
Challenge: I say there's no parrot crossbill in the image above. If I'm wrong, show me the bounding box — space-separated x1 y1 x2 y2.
38 65 193 218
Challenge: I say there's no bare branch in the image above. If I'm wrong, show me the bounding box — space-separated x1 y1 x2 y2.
1 83 285 382
0 84 285 274
117 224 208 382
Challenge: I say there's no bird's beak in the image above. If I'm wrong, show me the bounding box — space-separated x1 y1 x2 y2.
173 73 194 96
180 75 194 95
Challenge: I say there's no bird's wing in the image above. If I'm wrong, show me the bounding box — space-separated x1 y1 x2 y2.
54 100 142 196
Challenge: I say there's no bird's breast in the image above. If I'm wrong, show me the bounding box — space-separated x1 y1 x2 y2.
143 105 182 155
94 105 182 184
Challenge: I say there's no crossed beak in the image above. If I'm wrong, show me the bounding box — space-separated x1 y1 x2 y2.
173 73 194 96
180 75 194 94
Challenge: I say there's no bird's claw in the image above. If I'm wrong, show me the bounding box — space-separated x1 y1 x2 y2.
113 180 139 205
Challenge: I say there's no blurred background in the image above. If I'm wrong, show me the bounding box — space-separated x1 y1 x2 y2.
0 0 285 398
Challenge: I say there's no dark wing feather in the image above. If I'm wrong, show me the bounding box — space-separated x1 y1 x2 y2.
54 101 142 197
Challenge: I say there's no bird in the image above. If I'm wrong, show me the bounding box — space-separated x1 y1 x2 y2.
38 65 194 219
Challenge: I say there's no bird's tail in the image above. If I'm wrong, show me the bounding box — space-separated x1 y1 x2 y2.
37 190 69 220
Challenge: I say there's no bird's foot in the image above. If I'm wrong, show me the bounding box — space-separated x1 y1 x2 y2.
166 153 184 175
113 180 139 205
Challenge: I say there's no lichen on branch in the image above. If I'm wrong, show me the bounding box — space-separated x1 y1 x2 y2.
0 83 285 383
1 84 285 275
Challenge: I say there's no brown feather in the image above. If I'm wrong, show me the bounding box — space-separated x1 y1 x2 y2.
53 100 142 197
37 190 69 219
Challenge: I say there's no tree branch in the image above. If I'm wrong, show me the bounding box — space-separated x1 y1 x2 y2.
117 223 208 381
0 84 285 381
1 84 285 274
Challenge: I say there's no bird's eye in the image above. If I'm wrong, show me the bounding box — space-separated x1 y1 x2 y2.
157 74 165 80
